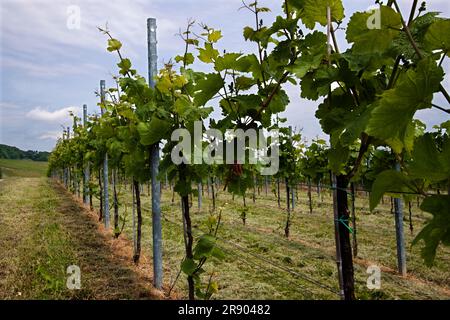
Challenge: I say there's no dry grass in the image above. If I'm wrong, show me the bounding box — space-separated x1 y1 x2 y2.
93 182 450 300
0 176 171 300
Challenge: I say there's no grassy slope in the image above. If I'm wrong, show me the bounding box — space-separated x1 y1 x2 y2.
93 183 450 300
0 159 48 177
0 163 161 299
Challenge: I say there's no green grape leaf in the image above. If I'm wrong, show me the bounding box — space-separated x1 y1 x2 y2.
211 246 225 260
174 96 192 118
425 19 450 56
215 53 243 72
288 0 306 11
346 5 401 55
339 106 373 147
198 43 219 63
315 90 355 135
107 139 125 160
235 76 256 91
208 30 223 43
137 117 171 146
267 89 290 114
366 58 444 153
175 53 195 65
243 26 271 47
327 141 349 174
193 234 216 260
241 54 263 81
243 26 256 41
117 58 132 75
369 170 414 211
302 0 344 29
181 258 197 276
409 133 450 182
186 38 199 46
107 39 122 52
300 73 320 100
412 195 450 266
233 94 262 114
288 31 327 78
193 73 224 106
174 179 193 196
156 76 172 95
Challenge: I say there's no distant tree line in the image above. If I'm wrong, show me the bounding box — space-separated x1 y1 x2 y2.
0 144 50 162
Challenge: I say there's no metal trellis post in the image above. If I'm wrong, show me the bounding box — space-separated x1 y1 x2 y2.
148 17 163 290
100 80 110 228
83 104 90 205
394 162 407 276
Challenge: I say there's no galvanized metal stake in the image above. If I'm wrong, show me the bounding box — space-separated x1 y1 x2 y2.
83 104 90 205
198 182 202 210
100 80 110 229
148 17 163 290
394 162 407 276
67 127 71 190
63 128 68 187
289 126 295 210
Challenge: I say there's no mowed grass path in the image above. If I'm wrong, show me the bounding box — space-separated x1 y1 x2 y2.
0 170 162 299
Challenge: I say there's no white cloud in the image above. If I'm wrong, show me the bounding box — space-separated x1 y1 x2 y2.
26 106 80 122
38 131 62 140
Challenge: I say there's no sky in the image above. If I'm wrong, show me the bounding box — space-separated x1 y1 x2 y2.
0 0 449 152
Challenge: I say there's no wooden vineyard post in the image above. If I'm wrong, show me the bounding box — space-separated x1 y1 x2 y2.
100 80 110 229
147 17 163 290
328 6 354 300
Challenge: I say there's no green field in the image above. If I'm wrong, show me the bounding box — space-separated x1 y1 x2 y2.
0 159 48 178
1 160 449 300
